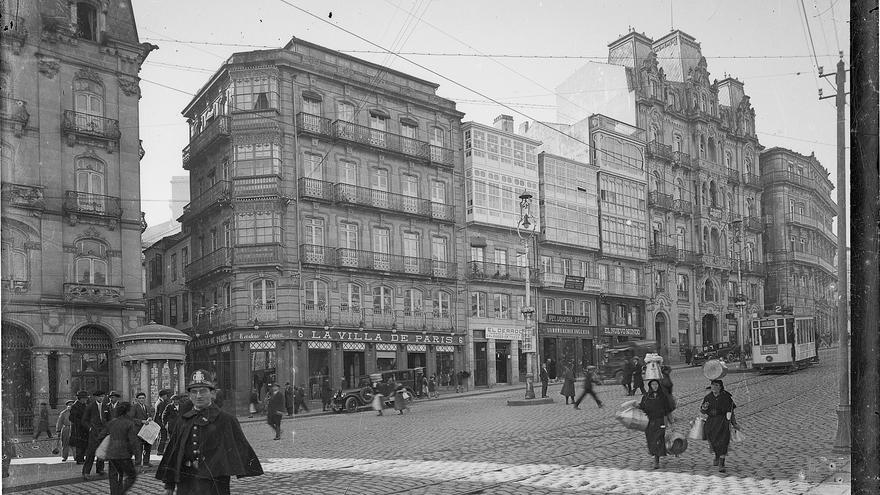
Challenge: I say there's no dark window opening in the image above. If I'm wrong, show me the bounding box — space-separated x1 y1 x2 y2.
76 3 98 41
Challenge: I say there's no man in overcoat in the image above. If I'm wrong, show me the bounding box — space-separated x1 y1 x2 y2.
153 389 170 455
81 390 111 479
69 390 90 464
131 392 155 467
266 383 285 440
156 370 262 494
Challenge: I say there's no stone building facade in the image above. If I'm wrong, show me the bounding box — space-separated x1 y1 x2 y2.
179 38 466 413
759 147 838 342
0 0 178 431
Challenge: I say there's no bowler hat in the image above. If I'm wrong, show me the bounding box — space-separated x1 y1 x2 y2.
93 390 106 397
186 369 215 391
108 391 121 398
158 389 171 397
76 390 89 399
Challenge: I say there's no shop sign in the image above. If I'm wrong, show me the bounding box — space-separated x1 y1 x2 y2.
195 328 466 346
541 325 596 337
485 327 524 340
563 276 585 290
601 326 644 337
545 314 592 325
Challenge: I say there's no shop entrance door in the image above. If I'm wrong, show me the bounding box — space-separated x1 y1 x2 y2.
343 350 365 389
495 342 509 383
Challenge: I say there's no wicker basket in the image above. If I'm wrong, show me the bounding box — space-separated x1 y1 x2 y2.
702 359 729 380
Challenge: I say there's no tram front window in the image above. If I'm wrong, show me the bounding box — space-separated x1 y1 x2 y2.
760 327 777 345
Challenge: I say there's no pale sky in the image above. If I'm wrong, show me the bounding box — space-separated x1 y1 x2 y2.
133 0 850 232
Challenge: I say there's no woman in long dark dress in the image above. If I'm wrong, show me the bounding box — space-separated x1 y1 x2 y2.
700 379 736 472
638 379 672 469
560 365 576 404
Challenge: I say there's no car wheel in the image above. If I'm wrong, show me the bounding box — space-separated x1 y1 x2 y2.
344 396 359 413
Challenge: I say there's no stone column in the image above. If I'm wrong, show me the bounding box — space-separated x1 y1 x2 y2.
486 339 496 387
32 350 50 410
510 339 520 384
121 361 130 399
140 361 149 397
58 352 72 400
178 362 186 393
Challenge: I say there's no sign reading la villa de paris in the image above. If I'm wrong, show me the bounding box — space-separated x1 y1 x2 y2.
195 328 465 347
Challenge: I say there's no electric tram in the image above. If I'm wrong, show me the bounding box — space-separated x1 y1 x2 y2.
750 315 817 372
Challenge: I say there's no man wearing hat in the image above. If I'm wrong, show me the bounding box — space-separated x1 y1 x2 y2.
153 389 171 455
81 390 112 479
54 400 75 461
156 370 263 493
108 390 122 418
266 383 285 440
69 390 90 464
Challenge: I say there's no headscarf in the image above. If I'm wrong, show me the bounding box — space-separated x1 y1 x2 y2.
710 379 725 390
646 379 663 398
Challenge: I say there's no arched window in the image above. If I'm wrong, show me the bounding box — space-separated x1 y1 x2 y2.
251 279 276 314
746 197 756 217
702 227 709 254
745 243 755 263
673 134 682 152
745 157 753 175
727 191 735 213
372 286 394 314
708 137 717 162
709 181 718 207
701 182 708 206
725 151 732 169
340 283 361 313
404 289 423 315
304 280 328 310
74 239 108 285
74 78 104 130
699 135 706 158
675 178 685 200
704 279 717 302
676 226 687 250
75 156 106 212
710 228 721 255
652 171 663 193
75 2 98 41
1 227 29 287
433 291 451 318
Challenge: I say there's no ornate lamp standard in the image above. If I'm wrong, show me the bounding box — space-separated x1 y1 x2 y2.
729 219 749 368
516 191 538 399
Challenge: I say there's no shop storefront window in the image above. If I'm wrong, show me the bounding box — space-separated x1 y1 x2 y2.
250 341 276 402
435 346 455 387
307 341 331 400
376 343 398 371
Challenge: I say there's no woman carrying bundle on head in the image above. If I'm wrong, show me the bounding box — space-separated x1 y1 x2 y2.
637 379 674 469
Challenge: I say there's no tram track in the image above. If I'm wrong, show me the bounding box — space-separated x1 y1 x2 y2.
378 366 826 495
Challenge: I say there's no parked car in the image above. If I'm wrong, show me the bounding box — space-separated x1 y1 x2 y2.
691 341 740 366
330 367 421 413
599 340 658 383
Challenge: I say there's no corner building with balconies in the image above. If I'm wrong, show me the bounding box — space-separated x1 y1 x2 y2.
0 1 188 433
759 147 838 343
180 38 466 412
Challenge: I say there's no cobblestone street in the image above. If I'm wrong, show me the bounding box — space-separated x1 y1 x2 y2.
8 349 850 495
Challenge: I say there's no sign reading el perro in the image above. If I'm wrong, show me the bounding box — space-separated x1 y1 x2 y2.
194 328 465 347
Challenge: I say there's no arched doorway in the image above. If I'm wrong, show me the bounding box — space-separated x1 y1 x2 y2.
1 324 33 432
654 313 667 359
702 314 718 344
71 326 113 395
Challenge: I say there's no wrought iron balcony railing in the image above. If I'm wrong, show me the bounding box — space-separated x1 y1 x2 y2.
646 140 673 160
697 253 733 270
62 110 120 141
0 97 29 134
672 198 693 213
296 112 333 136
466 261 538 283
334 183 454 222
234 175 286 199
181 180 231 219
235 244 283 266
298 177 335 202
63 191 122 218
649 243 677 260
182 115 231 169
193 306 234 334
299 244 455 279
185 247 232 282
332 119 430 161
743 215 763 232
2 183 45 211
648 191 674 209
677 249 699 265
672 151 692 169
742 173 761 187
600 280 647 298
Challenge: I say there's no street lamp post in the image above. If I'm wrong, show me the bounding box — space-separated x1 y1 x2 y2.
730 220 749 368
517 191 537 399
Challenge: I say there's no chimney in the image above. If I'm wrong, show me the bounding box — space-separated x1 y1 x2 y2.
493 114 514 133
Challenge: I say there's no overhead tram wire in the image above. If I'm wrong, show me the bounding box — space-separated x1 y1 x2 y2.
799 0 837 94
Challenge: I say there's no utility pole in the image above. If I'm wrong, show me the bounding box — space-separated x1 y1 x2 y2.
819 53 849 453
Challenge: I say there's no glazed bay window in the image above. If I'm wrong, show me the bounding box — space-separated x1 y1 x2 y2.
251 279 276 320
433 291 450 318
236 211 281 244
235 143 281 177
74 239 108 285
234 75 278 111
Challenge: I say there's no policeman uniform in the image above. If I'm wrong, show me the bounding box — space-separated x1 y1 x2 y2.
155 370 262 494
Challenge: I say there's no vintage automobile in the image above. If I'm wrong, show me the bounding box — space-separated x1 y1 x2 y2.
599 340 658 382
691 341 740 366
330 367 421 413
